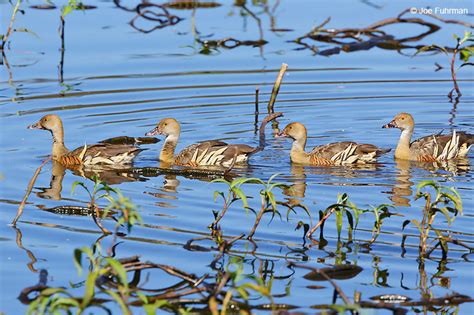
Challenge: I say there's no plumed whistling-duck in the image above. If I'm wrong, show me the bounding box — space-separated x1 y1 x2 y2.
28 114 143 166
145 113 282 168
276 122 390 165
383 112 473 162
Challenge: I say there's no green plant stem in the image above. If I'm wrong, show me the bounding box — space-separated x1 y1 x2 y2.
2 0 22 50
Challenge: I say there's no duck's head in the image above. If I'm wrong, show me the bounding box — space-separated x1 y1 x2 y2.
383 113 414 131
28 114 63 133
276 122 307 141
146 118 180 137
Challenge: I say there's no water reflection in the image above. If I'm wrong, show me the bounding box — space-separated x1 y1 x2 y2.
282 165 307 207
388 158 471 207
390 159 414 207
35 161 144 202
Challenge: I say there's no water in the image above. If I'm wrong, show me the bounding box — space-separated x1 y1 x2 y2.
1 0 473 313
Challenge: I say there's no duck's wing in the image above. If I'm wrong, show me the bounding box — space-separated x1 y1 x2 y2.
66 144 143 166
411 131 473 161
175 140 255 167
310 141 389 165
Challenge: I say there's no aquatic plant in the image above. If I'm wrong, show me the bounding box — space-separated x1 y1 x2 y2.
1 0 22 52
26 245 167 315
306 193 397 245
25 245 275 314
402 180 466 259
211 174 309 239
71 177 142 235
415 31 473 99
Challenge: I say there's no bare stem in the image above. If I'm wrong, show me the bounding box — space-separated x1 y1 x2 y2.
2 0 22 51
248 204 266 239
267 63 288 113
307 207 336 238
12 156 51 226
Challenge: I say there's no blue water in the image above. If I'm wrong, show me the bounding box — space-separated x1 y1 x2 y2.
1 0 473 313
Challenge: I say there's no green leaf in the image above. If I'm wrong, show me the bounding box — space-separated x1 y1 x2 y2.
267 191 277 211
267 173 281 185
71 181 88 195
414 45 449 57
105 290 131 315
50 297 80 309
73 248 83 276
105 258 128 288
81 272 98 308
335 210 343 238
233 187 248 208
40 287 68 296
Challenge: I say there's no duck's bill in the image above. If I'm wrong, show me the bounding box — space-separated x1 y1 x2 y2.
275 131 287 138
145 127 160 136
382 120 396 129
27 122 43 130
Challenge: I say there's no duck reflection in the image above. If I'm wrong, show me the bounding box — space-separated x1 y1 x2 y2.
390 159 414 207
144 163 180 208
389 158 470 207
36 161 144 202
282 165 307 207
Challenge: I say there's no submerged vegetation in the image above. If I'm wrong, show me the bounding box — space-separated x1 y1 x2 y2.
17 176 472 314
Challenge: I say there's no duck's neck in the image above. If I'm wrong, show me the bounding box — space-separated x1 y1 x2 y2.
50 126 69 160
160 134 178 163
395 128 413 160
290 137 311 164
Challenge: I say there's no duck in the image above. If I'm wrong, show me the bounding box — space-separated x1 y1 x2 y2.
28 114 143 167
382 113 473 162
276 122 389 165
145 113 282 168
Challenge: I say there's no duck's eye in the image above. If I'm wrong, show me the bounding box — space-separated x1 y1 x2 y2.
163 123 167 126
401 117 405 120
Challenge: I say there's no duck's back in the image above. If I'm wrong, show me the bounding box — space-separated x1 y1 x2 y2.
411 131 474 161
175 140 255 167
310 141 389 165
66 144 143 166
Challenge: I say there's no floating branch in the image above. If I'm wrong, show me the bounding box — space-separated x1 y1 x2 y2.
131 166 230 179
198 37 268 49
293 8 473 56
163 1 222 9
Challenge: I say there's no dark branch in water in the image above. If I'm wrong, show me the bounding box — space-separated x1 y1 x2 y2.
293 8 472 56
256 112 283 151
130 166 230 179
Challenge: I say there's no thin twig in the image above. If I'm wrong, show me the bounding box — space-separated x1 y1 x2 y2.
254 87 259 134
306 207 336 238
12 156 51 226
2 0 22 50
